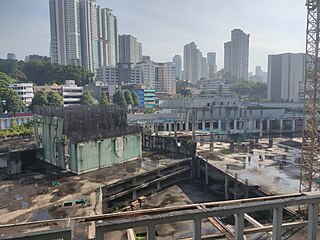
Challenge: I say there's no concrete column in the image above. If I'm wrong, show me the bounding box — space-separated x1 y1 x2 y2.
193 218 202 240
205 159 209 185
180 122 184 131
272 207 283 240
308 203 319 240
202 121 206 131
279 119 283 132
234 212 245 240
197 157 201 179
186 109 190 131
234 173 238 199
218 108 222 131
174 122 178 138
225 175 229 200
155 124 158 136
292 118 296 132
245 179 249 198
267 119 270 132
132 177 137 199
259 120 263 137
226 109 230 131
192 109 196 141
147 224 156 240
168 123 172 135
210 107 214 151
234 119 237 130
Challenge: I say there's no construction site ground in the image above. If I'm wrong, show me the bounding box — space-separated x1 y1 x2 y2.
0 151 188 238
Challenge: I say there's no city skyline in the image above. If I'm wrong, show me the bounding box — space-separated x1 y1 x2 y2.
0 0 305 72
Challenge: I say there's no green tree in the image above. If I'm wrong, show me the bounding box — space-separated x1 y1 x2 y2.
113 90 127 107
99 92 109 106
0 87 24 113
124 89 134 106
80 90 94 105
131 91 140 106
47 90 64 106
0 72 19 87
30 90 48 110
176 80 194 97
229 80 267 101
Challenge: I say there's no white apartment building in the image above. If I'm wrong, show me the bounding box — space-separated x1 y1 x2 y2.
183 42 206 83
224 29 250 81
96 66 118 85
62 80 83 106
137 61 176 95
9 83 34 106
49 0 82 66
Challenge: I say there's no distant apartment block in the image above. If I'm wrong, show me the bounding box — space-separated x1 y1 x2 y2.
267 53 305 102
207 52 217 78
183 42 206 83
136 61 176 95
96 63 141 85
9 83 34 106
118 34 142 65
224 29 250 81
7 53 16 60
173 55 182 80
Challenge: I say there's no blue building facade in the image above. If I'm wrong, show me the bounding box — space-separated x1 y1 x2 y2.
135 89 156 108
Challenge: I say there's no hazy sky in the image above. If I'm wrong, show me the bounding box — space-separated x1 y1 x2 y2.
0 0 306 72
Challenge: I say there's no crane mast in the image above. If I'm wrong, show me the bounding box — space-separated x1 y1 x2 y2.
300 0 320 193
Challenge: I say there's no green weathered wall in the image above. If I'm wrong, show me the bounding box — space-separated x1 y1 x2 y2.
71 133 142 174
34 115 65 168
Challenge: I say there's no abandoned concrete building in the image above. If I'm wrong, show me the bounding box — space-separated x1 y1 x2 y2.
33 105 142 174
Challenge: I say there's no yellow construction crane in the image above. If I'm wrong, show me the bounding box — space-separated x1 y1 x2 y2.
300 0 320 193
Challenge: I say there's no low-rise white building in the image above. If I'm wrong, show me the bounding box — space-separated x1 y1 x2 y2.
9 83 34 106
62 80 83 106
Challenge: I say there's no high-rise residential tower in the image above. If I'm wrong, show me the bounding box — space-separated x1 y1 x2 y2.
224 29 250 81
207 52 217 78
183 42 204 83
100 8 118 66
267 53 305 102
49 0 82 66
207 52 216 66
79 0 100 72
49 0 118 72
118 34 142 64
172 55 182 80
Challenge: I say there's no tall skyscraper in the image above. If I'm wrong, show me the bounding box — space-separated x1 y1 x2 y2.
172 55 182 80
49 0 81 66
224 29 250 81
267 53 305 102
100 8 118 66
79 0 100 72
118 34 142 64
183 42 204 83
49 0 118 72
207 52 217 78
207 52 216 66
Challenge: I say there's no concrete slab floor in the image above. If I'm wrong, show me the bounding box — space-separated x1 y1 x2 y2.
198 137 302 195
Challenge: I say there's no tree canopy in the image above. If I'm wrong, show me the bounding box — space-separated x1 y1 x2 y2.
0 87 24 113
229 80 267 101
113 90 127 107
30 90 48 110
47 90 64 106
0 59 94 86
124 89 134 106
80 90 94 105
131 91 140 106
0 72 18 87
99 92 109 106
176 80 194 97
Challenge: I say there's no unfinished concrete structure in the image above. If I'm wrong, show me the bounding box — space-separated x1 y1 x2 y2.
33 105 142 174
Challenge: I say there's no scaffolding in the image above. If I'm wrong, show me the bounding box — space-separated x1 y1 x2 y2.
34 105 142 144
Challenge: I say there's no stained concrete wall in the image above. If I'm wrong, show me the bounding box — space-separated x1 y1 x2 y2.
7 151 21 175
143 134 196 157
71 133 142 174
